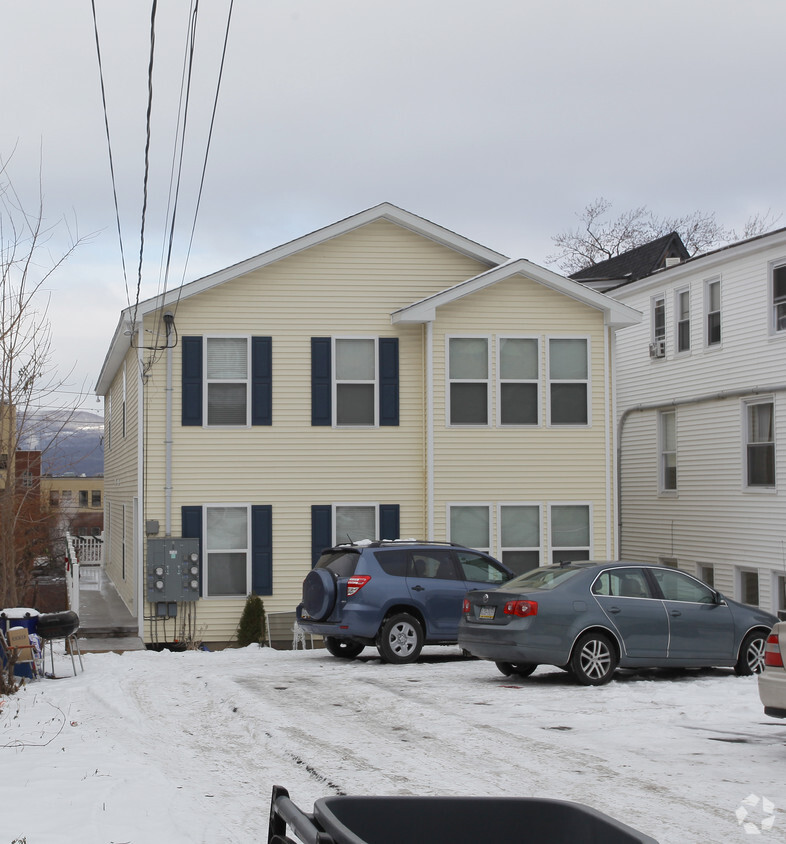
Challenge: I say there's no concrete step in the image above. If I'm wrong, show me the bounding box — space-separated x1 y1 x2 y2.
76 636 146 653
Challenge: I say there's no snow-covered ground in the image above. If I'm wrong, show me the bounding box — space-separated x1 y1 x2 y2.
1 644 784 844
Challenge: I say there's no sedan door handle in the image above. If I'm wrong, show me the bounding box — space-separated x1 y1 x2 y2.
411 585 425 592
608 607 621 614
670 610 682 617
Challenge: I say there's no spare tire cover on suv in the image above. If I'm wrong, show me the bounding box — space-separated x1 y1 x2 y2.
302 568 338 621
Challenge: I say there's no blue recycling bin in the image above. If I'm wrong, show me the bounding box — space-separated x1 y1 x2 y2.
1 608 40 678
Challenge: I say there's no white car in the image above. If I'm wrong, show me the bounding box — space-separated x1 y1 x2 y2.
759 621 786 719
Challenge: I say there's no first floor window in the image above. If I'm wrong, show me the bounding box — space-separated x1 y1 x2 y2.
335 338 376 426
335 505 377 544
659 410 677 491
777 575 786 613
205 505 249 596
206 337 249 426
449 505 490 552
740 569 759 606
548 339 588 425
499 505 540 575
698 564 715 589
498 337 538 425
550 504 590 563
449 337 489 425
746 400 775 487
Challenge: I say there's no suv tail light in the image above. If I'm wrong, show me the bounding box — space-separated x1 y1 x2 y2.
503 599 538 618
346 575 371 597
765 633 784 668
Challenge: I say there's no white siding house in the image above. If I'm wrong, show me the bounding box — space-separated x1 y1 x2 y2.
608 227 786 615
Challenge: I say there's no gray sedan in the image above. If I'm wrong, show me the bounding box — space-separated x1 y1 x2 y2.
458 561 779 685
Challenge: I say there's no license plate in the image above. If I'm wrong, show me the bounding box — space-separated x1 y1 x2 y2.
479 606 496 619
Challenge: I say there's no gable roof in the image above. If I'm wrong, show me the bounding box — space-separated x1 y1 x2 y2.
392 259 641 329
569 232 689 289
96 203 509 394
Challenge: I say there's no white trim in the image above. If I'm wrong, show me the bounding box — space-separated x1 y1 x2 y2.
497 502 542 569
546 335 592 428
736 566 761 607
426 322 435 541
651 292 666 346
446 335 491 428
547 501 593 564
495 335 540 427
603 325 612 558
136 329 145 636
202 503 252 599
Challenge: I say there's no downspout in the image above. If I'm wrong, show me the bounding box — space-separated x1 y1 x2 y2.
136 327 145 638
616 383 786 556
164 312 175 537
426 321 434 540
603 325 612 559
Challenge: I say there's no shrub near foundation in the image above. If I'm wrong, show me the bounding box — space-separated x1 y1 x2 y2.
236 594 267 647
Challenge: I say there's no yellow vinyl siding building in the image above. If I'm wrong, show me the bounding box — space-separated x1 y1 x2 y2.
97 204 639 646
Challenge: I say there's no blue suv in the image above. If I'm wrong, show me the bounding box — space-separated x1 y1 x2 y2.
296 540 513 663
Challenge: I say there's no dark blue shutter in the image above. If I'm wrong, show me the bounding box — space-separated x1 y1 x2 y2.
379 504 400 541
181 506 203 590
251 505 273 595
311 505 332 567
182 336 203 426
379 338 399 426
251 337 272 426
311 338 332 426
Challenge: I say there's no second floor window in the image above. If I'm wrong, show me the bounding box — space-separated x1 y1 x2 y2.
548 339 588 426
206 337 249 426
705 279 721 346
676 288 690 352
79 490 88 508
335 339 376 426
652 295 666 344
449 337 489 425
498 338 538 425
772 263 786 333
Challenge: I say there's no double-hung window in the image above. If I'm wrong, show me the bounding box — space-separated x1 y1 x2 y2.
449 504 491 552
705 278 721 347
676 288 690 353
550 504 590 563
548 338 589 426
659 410 677 492
499 504 540 574
206 337 249 426
652 295 666 345
498 337 539 425
204 504 250 596
745 399 775 487
448 337 489 425
334 504 377 545
771 262 786 333
334 338 377 426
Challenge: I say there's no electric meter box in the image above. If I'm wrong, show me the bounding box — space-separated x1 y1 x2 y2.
146 538 201 602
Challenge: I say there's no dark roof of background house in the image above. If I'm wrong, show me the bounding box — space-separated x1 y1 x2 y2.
569 232 690 286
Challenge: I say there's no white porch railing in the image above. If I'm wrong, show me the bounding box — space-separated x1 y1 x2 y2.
64 532 105 616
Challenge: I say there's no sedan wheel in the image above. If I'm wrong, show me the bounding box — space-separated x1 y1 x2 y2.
570 632 618 686
377 613 423 664
735 631 767 676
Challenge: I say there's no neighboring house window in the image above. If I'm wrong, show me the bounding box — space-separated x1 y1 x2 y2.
310 504 399 565
659 410 677 492
448 337 489 425
740 569 759 606
499 504 540 575
548 338 589 426
449 504 491 552
745 399 775 487
705 278 721 346
658 557 678 569
0 454 6 470
550 504 590 563
777 574 786 614
676 287 690 352
20 470 33 489
334 338 377 426
49 490 59 507
204 505 250 596
105 393 111 450
206 337 250 426
91 490 101 507
311 337 398 427
771 262 786 333
79 490 88 508
652 295 666 344
62 490 73 501
698 564 715 589
498 337 539 426
122 363 127 437
182 336 272 427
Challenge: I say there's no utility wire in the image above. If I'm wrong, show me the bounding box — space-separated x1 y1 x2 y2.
89 0 130 308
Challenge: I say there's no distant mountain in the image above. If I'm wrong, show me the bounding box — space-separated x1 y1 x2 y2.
19 408 104 476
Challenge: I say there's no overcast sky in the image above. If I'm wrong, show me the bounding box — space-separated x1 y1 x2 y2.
3 0 785 405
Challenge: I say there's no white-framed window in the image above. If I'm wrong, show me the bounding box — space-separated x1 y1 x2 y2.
547 338 589 426
776 574 786 614
448 504 491 552
744 399 775 488
497 337 539 426
205 336 250 426
499 504 540 575
698 564 715 589
204 504 250 597
652 294 666 344
659 410 677 492
448 337 490 425
739 568 760 607
333 504 378 545
549 503 591 563
675 287 690 353
705 278 721 347
334 337 377 426
122 363 127 437
769 261 786 334
106 393 111 450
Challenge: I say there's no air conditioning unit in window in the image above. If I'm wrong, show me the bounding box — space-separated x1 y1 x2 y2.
648 339 666 358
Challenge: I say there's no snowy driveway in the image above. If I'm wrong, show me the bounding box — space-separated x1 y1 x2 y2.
2 645 784 843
